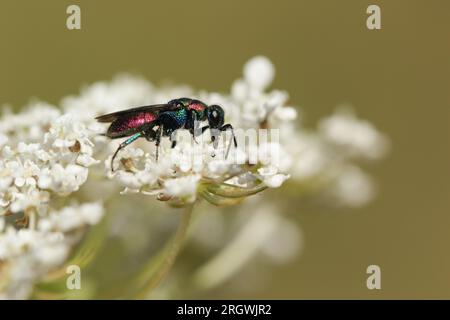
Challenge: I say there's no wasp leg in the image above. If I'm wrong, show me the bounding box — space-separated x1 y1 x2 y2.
189 125 207 145
188 125 210 145
154 125 163 161
187 110 201 144
170 131 177 149
111 132 143 172
143 126 157 142
219 124 237 147
198 125 214 144
219 124 237 159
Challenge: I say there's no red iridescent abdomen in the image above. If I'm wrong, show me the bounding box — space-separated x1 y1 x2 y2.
108 112 157 138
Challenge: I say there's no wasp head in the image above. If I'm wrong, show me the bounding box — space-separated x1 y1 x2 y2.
206 105 225 129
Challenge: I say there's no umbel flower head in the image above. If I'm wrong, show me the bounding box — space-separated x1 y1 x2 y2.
0 100 104 298
0 56 389 299
97 56 292 207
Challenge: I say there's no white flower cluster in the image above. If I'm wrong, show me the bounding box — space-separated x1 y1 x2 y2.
78 56 297 204
87 56 387 207
0 107 98 214
0 56 389 299
0 202 104 299
286 106 389 207
0 101 103 298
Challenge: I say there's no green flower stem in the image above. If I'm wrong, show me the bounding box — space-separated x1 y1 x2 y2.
33 210 110 295
133 203 194 299
200 190 244 206
206 182 267 198
191 210 279 292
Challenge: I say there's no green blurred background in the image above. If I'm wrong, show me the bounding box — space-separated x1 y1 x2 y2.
1 0 449 298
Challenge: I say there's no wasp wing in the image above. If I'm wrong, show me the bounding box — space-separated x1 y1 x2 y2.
96 104 174 123
105 111 161 139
